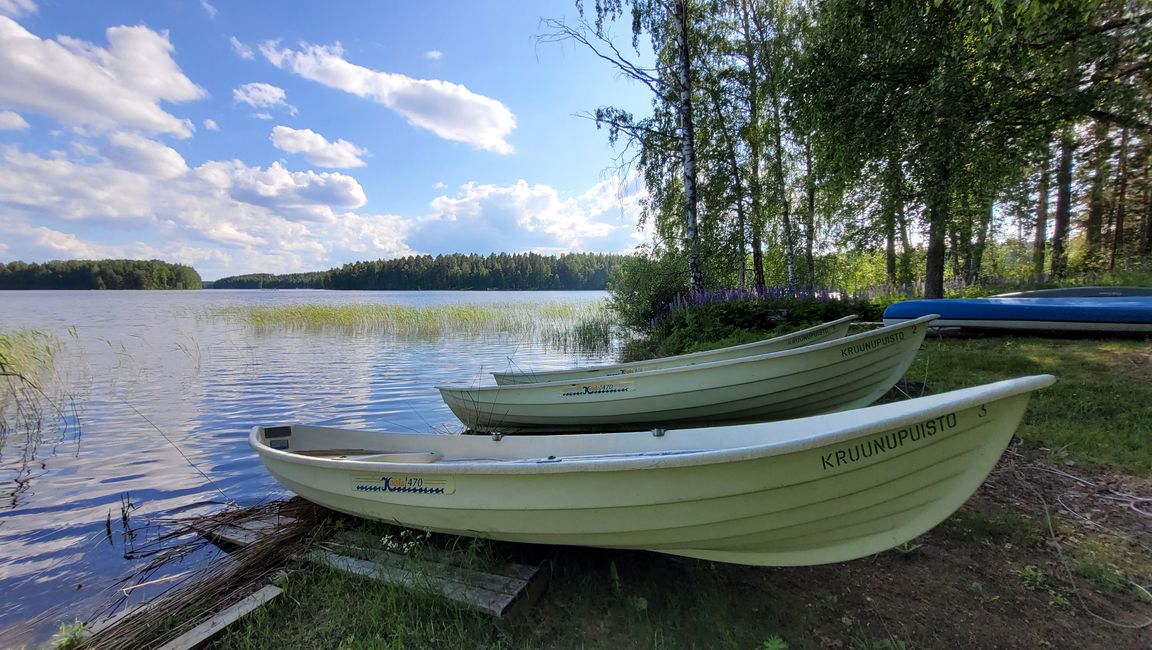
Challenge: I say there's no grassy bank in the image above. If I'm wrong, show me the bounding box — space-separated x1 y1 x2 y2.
197 330 1152 649
72 313 1152 649
906 335 1152 475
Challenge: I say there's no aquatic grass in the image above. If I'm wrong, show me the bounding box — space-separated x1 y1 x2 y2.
212 301 621 354
0 328 64 445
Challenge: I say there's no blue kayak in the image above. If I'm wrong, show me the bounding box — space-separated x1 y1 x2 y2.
883 296 1152 333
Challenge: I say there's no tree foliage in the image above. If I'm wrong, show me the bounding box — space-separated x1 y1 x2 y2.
0 259 202 290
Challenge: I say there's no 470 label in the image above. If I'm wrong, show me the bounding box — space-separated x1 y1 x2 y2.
351 473 455 495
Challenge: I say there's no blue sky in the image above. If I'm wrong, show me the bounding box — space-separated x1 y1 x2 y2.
0 0 653 279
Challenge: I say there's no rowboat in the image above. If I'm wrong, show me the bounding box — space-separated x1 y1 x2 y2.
883 296 1152 333
492 315 858 385
437 314 937 434
250 374 1055 566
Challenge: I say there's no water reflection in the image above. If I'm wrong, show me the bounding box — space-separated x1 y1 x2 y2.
0 290 616 645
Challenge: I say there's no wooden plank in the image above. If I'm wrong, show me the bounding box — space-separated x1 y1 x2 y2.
314 549 540 618
193 515 298 549
157 585 282 650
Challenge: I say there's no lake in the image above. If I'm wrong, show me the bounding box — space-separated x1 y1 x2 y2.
0 290 617 645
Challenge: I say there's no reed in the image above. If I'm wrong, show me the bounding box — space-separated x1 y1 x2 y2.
213 301 617 349
0 328 63 443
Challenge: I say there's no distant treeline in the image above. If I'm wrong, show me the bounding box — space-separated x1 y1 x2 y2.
208 272 328 289
211 253 626 290
0 259 202 290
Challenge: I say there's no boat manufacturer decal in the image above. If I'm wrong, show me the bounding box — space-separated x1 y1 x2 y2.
562 382 632 397
840 330 906 358
351 473 455 495
821 412 958 470
791 323 836 344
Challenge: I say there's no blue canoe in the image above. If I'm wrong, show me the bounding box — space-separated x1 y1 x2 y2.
883 296 1152 333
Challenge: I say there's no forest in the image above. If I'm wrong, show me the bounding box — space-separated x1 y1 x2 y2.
544 0 1151 306
0 259 202 290
211 252 626 290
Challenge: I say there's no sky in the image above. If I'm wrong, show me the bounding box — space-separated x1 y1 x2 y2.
0 0 654 279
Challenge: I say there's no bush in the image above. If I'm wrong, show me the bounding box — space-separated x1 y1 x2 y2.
620 291 879 360
606 252 691 332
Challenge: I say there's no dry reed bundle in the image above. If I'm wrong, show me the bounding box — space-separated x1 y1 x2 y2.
81 498 326 649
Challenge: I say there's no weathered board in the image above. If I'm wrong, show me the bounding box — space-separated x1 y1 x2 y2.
158 585 283 650
192 514 298 549
312 547 549 619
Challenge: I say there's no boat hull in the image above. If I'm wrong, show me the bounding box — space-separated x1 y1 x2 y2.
492 315 857 385
251 375 1054 566
438 315 936 433
883 297 1152 333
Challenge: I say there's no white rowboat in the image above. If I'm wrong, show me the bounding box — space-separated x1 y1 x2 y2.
492 315 858 385
251 374 1055 566
437 315 937 433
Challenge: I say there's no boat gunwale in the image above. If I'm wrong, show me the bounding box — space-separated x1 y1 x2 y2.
251 374 1054 476
490 314 860 382
436 314 939 392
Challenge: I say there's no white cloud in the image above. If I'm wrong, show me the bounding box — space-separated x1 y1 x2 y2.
233 82 296 115
203 118 219 131
0 18 204 138
408 179 643 254
260 41 515 154
425 50 443 61
270 126 367 168
0 0 35 18
229 36 254 60
200 0 217 18
102 131 189 179
0 137 396 278
0 110 29 129
252 112 273 120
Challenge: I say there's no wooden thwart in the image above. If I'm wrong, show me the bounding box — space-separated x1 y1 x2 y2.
312 547 549 619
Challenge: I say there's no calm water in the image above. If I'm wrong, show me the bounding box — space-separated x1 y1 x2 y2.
0 290 616 644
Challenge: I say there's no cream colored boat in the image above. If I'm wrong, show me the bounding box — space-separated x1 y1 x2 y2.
250 374 1054 566
493 315 858 385
438 315 937 433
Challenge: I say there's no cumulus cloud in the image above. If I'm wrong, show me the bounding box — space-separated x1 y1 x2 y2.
0 18 204 137
260 41 515 154
203 118 219 131
0 136 404 278
0 110 29 129
425 50 443 60
233 82 296 115
270 125 367 168
230 36 254 59
199 0 217 18
0 0 36 18
408 179 642 254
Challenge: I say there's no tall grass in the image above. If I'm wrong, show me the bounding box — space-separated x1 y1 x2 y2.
0 328 63 444
213 301 618 353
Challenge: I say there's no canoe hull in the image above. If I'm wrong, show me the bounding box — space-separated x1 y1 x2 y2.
492 315 857 385
252 375 1053 566
884 297 1152 333
439 315 935 433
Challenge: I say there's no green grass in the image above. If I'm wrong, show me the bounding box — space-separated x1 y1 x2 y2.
905 336 1152 475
